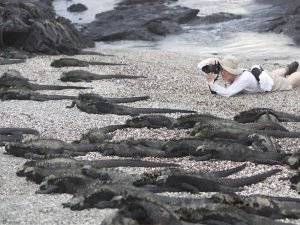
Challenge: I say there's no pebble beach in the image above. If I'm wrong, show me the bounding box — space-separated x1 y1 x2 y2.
0 47 300 224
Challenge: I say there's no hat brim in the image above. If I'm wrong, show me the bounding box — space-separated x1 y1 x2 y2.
220 63 243 75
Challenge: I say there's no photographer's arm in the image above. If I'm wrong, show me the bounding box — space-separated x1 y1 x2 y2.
208 75 250 97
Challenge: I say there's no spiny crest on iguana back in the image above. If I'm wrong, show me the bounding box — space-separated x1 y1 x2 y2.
133 167 182 186
17 157 80 176
173 113 224 129
234 108 279 123
190 121 250 140
126 114 176 128
77 92 108 102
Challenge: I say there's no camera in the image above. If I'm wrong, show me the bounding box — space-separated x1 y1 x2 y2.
202 62 221 74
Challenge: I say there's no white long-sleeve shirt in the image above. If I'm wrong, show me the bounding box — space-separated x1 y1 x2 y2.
197 59 266 97
208 71 263 97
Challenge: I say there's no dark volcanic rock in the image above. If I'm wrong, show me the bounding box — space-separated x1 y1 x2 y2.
254 0 300 45
82 0 199 41
198 12 242 24
67 3 88 13
0 1 94 55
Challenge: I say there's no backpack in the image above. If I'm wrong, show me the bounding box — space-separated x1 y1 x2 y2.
250 65 274 91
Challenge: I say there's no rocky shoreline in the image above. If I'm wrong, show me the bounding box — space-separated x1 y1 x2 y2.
0 47 300 224
2 0 300 56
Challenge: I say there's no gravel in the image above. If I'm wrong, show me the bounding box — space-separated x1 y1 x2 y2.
0 47 299 224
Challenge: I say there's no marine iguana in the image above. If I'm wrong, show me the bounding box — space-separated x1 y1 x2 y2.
125 114 176 129
212 192 300 219
99 138 167 157
0 127 39 136
0 89 77 101
16 157 179 184
21 158 272 195
60 70 147 82
192 140 287 165
34 156 280 195
234 108 300 123
190 115 300 152
0 127 39 146
69 93 150 105
133 167 280 193
0 70 91 90
175 201 291 225
102 195 184 225
126 113 289 131
62 184 292 224
107 197 291 225
67 93 196 116
50 58 126 68
5 138 100 158
81 165 252 193
0 58 26 65
97 137 286 165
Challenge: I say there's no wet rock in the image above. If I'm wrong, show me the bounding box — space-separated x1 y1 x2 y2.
0 1 94 55
82 0 199 41
67 3 88 13
254 0 300 45
198 12 243 24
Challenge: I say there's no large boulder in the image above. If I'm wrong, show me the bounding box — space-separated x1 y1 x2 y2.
82 0 199 41
67 3 88 13
0 1 94 55
254 0 300 45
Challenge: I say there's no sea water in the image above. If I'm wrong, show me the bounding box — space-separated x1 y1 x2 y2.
53 0 300 59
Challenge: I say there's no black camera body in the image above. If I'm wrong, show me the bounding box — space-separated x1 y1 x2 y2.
202 62 221 74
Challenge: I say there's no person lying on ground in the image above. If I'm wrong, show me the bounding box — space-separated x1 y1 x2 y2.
197 55 300 97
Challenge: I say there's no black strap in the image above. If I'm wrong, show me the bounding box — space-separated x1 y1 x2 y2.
209 74 219 94
250 66 264 82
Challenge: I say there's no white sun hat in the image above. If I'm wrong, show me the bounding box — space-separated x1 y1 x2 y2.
219 55 244 75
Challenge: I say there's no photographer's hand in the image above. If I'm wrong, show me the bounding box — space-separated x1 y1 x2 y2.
205 73 216 84
209 58 219 65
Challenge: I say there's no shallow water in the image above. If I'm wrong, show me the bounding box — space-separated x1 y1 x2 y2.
53 0 300 59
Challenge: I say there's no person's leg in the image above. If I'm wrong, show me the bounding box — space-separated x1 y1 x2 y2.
271 61 299 77
271 68 287 77
287 72 300 88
